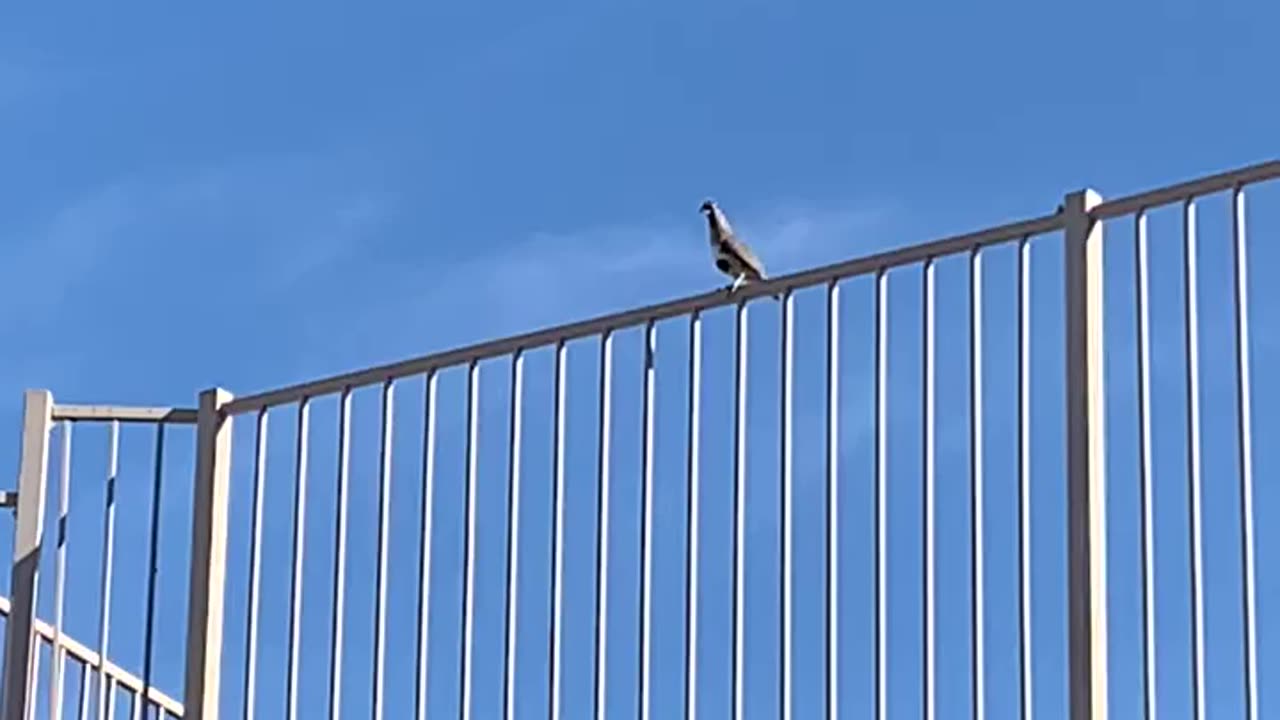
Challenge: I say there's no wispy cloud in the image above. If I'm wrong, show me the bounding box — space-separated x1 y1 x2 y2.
0 150 399 399
0 181 135 328
290 201 896 369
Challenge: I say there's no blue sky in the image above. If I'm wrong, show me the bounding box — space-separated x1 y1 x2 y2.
2 2 1279 719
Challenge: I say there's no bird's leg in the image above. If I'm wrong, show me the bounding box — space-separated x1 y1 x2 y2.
730 273 746 292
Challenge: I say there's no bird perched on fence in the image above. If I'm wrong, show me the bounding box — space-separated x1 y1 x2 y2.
700 199 775 297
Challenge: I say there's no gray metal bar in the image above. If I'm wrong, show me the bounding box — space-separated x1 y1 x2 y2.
327 389 352 719
922 261 936 720
639 321 657 720
594 333 614 720
373 381 396 718
222 213 1068 417
1092 158 1280 220
732 302 748 720
105 679 117 720
50 406 198 424
1183 199 1206 720
684 315 702 720
96 421 119 720
416 372 439 720
286 399 311 720
26 638 41 720
1231 187 1259 720
51 421 73 720
549 342 568 720
825 281 840 720
779 292 794 720
874 269 888 720
181 388 235 720
1134 211 1157 718
1062 190 1108 720
970 249 986 719
461 363 481 720
1017 236 1034 720
504 353 525 720
141 425 166 719
77 661 89 720
242 410 268 720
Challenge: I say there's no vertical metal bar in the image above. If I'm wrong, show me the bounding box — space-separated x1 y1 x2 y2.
327 389 353 719
286 398 312 720
242 410 268 720
141 425 166 720
970 248 986 719
1018 235 1035 720
1134 210 1157 719
96 420 120 720
25 639 41 720
825 281 840 720
181 387 235 720
460 363 481 720
504 352 526 720
373 380 396 719
1230 187 1259 720
415 372 439 720
104 680 116 720
922 261 936 720
1062 189 1108 720
639 321 657 720
684 315 702 720
77 662 89 720
779 292 794 720
51 421 73 720
548 342 568 720
874 268 888 720
1183 199 1206 720
732 302 748 720
594 333 614 720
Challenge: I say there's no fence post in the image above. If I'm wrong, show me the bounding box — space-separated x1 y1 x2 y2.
1 390 53 720
182 388 234 720
1063 189 1108 719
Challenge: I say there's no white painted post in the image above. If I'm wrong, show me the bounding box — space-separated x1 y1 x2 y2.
1 390 53 720
1062 190 1109 719
182 388 234 720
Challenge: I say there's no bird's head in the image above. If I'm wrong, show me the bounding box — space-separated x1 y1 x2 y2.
699 199 716 215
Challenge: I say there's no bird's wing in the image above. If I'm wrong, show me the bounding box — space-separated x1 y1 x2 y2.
721 234 766 277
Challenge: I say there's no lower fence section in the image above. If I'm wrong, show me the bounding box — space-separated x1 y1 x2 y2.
0 595 183 719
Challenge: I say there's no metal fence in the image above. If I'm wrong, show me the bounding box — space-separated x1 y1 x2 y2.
1 399 192 720
2 158 1277 719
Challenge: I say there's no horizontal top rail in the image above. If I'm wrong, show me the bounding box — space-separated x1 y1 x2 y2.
1093 158 1280 219
51 404 198 424
220 156 1280 417
223 210 1064 415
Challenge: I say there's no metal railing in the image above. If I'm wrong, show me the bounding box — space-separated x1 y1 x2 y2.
2 395 193 720
0 597 183 719
3 158 1277 719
